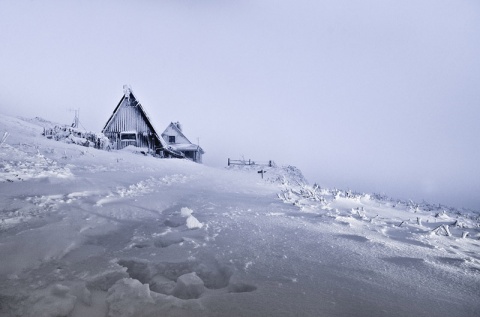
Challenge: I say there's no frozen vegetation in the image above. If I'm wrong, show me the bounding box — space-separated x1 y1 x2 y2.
0 113 479 317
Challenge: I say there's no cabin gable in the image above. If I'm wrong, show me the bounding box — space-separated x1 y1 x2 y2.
102 87 167 154
162 123 190 145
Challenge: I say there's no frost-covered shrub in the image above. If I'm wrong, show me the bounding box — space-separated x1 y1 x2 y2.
43 125 112 149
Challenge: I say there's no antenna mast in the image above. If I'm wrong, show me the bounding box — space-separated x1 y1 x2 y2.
68 108 80 128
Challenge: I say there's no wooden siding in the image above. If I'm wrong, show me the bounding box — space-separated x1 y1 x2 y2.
103 97 158 151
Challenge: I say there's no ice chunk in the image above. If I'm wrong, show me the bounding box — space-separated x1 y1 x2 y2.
107 278 204 316
186 215 203 229
172 272 205 299
179 207 203 229
149 274 176 295
107 278 154 317
86 268 129 291
181 207 193 217
71 282 92 306
51 284 70 297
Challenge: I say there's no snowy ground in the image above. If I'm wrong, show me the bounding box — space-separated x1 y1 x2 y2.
0 113 479 317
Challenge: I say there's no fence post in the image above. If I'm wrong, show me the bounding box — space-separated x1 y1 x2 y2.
269 160 272 167
228 158 230 166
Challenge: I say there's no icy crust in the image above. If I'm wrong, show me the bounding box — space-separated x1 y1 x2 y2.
0 144 73 182
1 114 480 317
107 278 204 317
277 183 480 240
23 284 77 317
16 276 207 317
277 182 480 271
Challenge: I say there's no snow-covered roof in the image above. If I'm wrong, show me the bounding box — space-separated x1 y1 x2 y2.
169 143 202 151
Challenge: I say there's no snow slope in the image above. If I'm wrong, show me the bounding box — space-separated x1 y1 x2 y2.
0 113 479 317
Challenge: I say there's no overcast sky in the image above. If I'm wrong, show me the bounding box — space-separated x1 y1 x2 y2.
1 0 479 210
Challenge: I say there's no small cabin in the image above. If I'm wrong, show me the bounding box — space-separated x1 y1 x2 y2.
161 122 204 163
102 86 180 157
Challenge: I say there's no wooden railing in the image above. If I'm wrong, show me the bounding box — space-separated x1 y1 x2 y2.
227 158 274 167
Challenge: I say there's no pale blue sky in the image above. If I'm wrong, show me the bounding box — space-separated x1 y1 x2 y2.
1 0 479 209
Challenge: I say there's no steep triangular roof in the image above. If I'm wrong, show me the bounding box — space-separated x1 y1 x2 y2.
162 122 204 154
162 122 192 144
102 86 169 150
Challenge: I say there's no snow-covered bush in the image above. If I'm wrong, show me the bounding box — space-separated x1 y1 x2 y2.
43 125 111 150
227 163 308 186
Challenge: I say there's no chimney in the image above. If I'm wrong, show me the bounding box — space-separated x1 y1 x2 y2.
123 85 132 100
175 121 182 132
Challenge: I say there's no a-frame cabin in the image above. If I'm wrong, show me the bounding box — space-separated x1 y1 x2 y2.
102 86 180 157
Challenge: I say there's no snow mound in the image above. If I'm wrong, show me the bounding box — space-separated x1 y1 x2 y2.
23 284 76 317
227 163 308 185
107 278 204 317
119 145 150 155
180 207 204 229
107 278 154 317
0 143 73 183
180 207 194 217
268 165 308 185
172 272 205 299
277 181 480 254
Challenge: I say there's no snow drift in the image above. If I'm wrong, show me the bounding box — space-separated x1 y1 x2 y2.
0 113 479 317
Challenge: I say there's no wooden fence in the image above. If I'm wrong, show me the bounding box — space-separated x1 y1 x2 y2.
228 158 274 167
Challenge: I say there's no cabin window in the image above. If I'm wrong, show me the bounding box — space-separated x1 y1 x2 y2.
120 133 136 140
169 136 175 143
